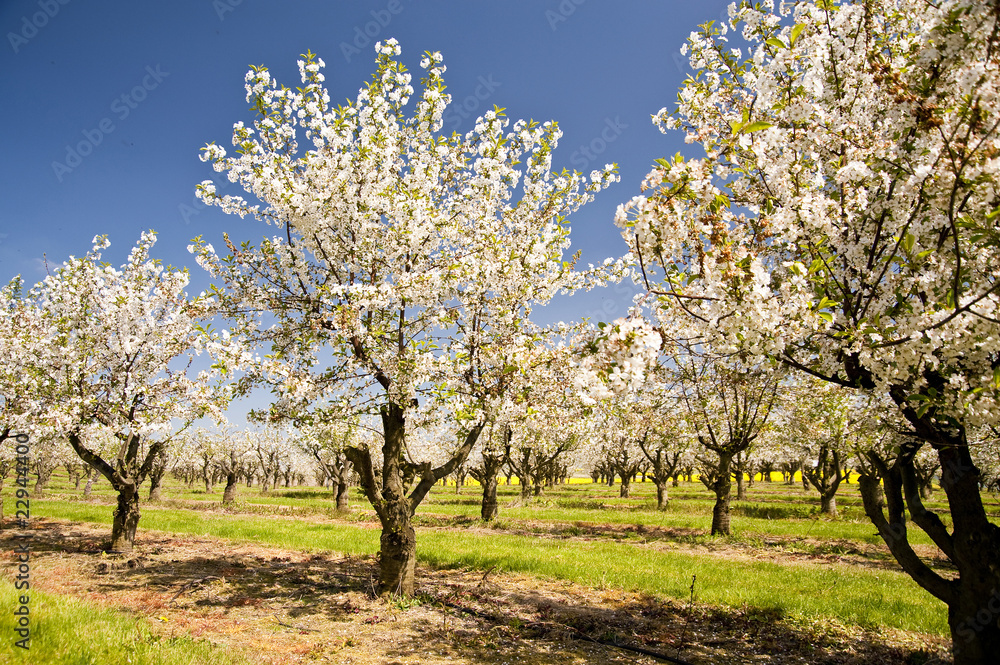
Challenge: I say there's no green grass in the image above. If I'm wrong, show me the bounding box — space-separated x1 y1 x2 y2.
38 498 949 635
417 530 947 635
41 500 383 554
416 497 926 546
0 581 242 665
21 469 996 641
34 472 989 554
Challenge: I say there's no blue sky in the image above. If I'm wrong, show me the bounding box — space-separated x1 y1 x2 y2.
1 0 733 327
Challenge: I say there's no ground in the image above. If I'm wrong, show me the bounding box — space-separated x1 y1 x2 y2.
2 518 951 665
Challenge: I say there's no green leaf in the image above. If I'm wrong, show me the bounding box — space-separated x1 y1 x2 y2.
790 23 806 46
766 38 787 49
743 121 774 133
900 233 915 255
654 158 672 168
816 297 840 311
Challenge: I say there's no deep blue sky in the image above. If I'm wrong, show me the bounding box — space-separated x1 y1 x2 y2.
1 0 733 327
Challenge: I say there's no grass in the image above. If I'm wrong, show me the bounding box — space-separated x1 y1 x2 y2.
417 530 947 635
34 469 999 553
0 580 242 664
37 497 950 635
21 469 996 642
46 482 913 545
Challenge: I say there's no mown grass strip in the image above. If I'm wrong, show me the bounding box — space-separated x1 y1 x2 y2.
0 581 242 664
40 499 948 635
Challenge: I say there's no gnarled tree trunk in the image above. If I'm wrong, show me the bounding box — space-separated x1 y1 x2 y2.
110 485 141 553
83 469 97 497
469 449 506 522
346 403 482 597
700 451 734 536
69 430 162 555
222 472 238 505
336 482 350 512
860 393 1000 665
148 473 164 502
655 484 668 510
147 448 168 502
804 443 845 517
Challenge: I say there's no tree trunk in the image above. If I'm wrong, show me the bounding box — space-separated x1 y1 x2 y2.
110 486 141 554
33 474 47 498
470 455 503 521
655 483 668 510
735 470 747 501
937 442 1000 665
374 404 418 596
858 405 1000 665
379 520 417 597
711 453 733 536
222 473 238 505
820 492 837 517
84 473 96 497
805 446 844 517
520 475 532 500
481 473 499 521
345 402 481 597
148 471 164 502
619 476 631 498
335 482 350 512
147 448 167 502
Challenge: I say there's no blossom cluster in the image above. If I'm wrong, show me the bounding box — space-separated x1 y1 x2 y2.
1 233 250 447
616 0 1000 426
190 39 620 450
572 317 662 405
